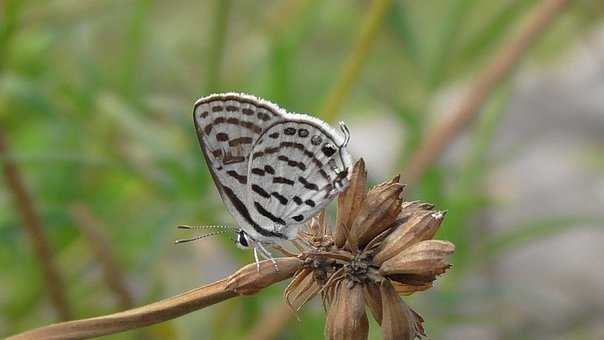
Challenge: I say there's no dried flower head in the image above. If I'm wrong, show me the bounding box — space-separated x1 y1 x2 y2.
284 159 454 340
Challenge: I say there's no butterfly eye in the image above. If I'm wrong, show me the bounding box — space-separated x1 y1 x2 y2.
236 230 250 248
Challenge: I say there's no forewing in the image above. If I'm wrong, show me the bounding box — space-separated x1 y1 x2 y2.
193 93 287 228
246 119 352 239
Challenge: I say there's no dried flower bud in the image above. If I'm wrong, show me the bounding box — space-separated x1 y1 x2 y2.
325 281 369 340
379 240 455 277
374 210 446 265
380 280 423 340
350 180 404 250
336 159 367 249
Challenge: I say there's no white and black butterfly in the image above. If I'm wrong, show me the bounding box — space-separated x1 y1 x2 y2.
188 93 352 267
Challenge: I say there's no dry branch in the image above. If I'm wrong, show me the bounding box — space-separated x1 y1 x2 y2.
402 0 570 185
0 128 71 320
8 257 302 340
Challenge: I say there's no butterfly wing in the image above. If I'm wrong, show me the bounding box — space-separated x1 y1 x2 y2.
193 93 288 235
246 117 353 241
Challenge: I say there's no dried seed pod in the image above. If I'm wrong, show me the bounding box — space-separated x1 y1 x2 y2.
325 281 369 340
349 180 403 250
373 211 446 265
363 283 383 325
336 159 367 249
379 240 454 277
379 280 419 340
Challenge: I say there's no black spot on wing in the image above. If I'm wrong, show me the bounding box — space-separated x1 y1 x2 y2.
269 132 279 139
264 165 275 175
322 144 337 157
298 177 319 191
277 155 307 171
284 127 296 135
254 202 286 225
216 132 229 141
228 137 253 146
293 196 303 205
226 170 247 184
304 199 316 207
292 215 304 222
251 184 270 198
222 185 284 238
251 168 265 176
298 128 309 137
271 192 288 205
273 177 294 186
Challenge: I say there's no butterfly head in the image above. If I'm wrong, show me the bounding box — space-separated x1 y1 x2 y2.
235 229 252 249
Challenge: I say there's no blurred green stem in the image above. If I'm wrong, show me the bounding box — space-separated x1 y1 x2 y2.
205 0 232 93
0 0 23 69
320 0 392 122
0 130 72 320
120 0 151 99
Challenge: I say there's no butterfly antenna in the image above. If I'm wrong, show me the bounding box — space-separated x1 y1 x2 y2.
174 230 229 244
177 224 237 230
338 121 350 147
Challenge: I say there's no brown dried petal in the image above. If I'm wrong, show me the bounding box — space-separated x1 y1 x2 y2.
325 281 369 340
380 280 419 340
349 180 403 250
391 281 433 295
374 210 446 265
363 283 382 325
399 200 435 215
225 257 302 295
379 240 454 277
336 159 367 249
287 270 322 311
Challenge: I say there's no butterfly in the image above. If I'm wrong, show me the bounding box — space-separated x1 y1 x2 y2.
186 93 353 269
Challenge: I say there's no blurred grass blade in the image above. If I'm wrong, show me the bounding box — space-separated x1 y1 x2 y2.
320 0 392 122
205 0 232 92
387 2 421 70
427 0 478 88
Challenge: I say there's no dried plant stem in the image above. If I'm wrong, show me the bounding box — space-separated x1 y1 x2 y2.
69 204 135 310
320 0 392 122
402 0 570 185
0 129 71 320
8 257 302 340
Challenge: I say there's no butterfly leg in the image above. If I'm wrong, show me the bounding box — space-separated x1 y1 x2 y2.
253 247 261 272
257 243 279 272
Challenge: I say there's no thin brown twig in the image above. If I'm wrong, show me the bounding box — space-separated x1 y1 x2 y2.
69 204 135 310
8 257 303 340
402 0 571 186
0 128 71 320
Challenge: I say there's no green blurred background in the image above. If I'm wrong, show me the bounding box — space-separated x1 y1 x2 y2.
2 1 604 339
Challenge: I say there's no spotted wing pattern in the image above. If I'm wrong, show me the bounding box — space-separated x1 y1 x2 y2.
193 93 352 244
246 120 352 240
193 93 288 240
